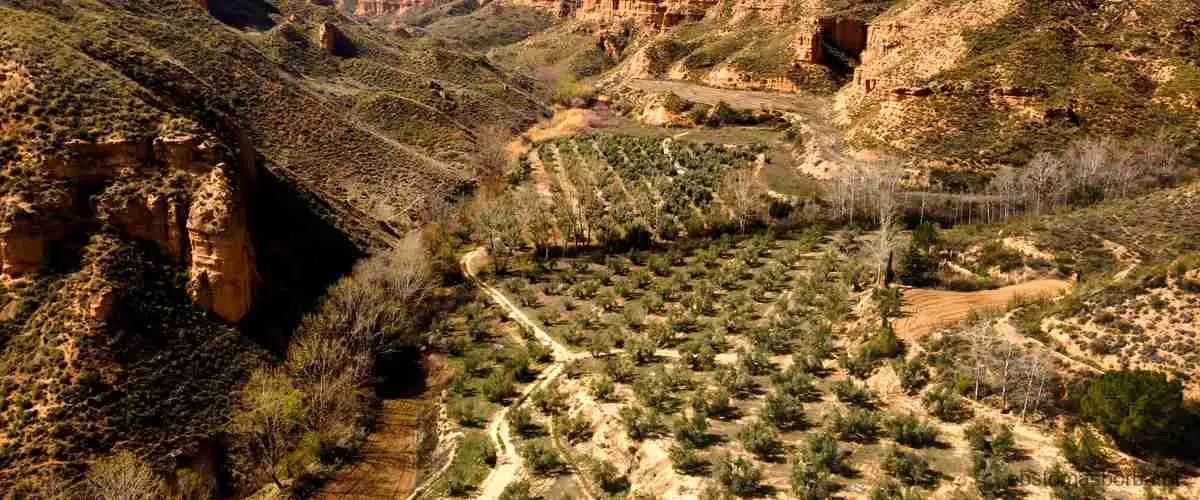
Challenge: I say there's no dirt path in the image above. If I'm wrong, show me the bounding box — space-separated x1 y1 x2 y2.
460 249 590 500
894 279 1073 340
317 358 445 500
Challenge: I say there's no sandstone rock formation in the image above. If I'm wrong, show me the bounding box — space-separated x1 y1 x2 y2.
1 133 258 323
0 193 72 277
792 17 867 66
318 22 349 55
513 0 718 28
341 0 431 17
187 165 257 323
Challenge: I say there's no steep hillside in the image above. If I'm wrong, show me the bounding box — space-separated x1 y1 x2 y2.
493 0 1199 170
0 0 543 492
841 0 1200 166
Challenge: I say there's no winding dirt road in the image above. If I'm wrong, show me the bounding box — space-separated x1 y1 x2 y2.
459 248 589 500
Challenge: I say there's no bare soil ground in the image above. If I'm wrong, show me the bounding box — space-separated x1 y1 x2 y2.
895 280 1073 340
317 357 448 499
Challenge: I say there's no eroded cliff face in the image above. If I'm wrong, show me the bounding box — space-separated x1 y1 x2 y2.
0 133 258 323
186 165 257 323
339 0 436 18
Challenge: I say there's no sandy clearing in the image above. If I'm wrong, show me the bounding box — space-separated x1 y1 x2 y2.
894 280 1073 340
524 108 602 143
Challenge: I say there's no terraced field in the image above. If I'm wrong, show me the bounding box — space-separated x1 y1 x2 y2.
531 134 760 244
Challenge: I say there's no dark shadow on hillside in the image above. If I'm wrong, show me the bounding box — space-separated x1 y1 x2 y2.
240 166 365 352
375 346 428 399
206 0 279 31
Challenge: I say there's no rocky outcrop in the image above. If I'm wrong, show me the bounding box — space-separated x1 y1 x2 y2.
317 22 349 56
728 0 814 23
0 193 72 278
341 0 433 17
793 17 868 66
701 66 807 93
535 0 718 28
187 165 257 323
1 133 259 322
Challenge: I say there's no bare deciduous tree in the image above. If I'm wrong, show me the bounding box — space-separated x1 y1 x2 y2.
470 191 524 273
719 168 768 233
476 125 514 180
85 451 162 500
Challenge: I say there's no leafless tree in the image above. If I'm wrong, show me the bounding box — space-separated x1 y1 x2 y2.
719 168 769 233
470 191 524 272
1137 130 1184 186
1021 152 1064 216
476 125 514 180
869 165 903 286
85 451 162 500
315 235 435 350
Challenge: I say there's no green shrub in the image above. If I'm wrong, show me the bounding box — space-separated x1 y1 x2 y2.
923 385 973 422
521 440 563 475
1080 370 1186 455
532 386 566 415
886 413 940 448
882 447 934 486
603 355 637 383
739 420 784 460
592 459 630 493
802 432 848 476
450 398 486 427
977 241 1026 273
773 366 821 400
965 420 1016 460
893 358 930 395
738 347 775 376
589 375 615 401
763 392 807 431
1046 463 1104 500
713 453 764 497
791 459 837 500
695 387 738 420
499 479 534 500
673 409 711 448
670 441 705 475
971 454 1018 498
481 370 516 403
832 379 874 407
868 481 925 500
715 366 756 398
510 406 539 437
620 405 664 441
555 413 592 444
830 409 881 443
1057 427 1108 472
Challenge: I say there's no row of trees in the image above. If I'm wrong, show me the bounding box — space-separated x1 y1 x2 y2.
69 236 438 497
230 236 436 489
468 164 773 273
930 320 1060 422
824 135 1187 230
987 135 1186 218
